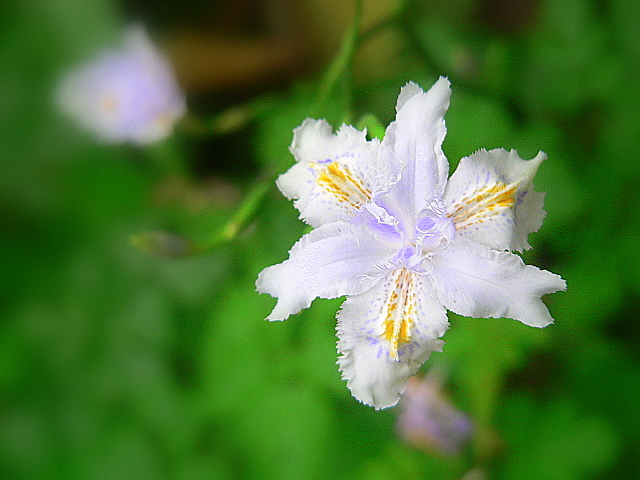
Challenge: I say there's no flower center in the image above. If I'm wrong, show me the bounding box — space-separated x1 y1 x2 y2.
388 198 455 273
414 207 455 251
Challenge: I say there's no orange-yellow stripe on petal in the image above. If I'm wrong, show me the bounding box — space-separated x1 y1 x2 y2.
315 162 371 210
381 268 416 361
448 182 517 230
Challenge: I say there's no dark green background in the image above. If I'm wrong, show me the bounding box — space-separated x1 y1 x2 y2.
2 0 639 478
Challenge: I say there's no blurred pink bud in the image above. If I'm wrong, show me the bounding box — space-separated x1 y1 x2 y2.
396 373 473 455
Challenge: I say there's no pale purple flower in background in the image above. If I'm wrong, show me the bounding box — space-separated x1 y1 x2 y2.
396 373 473 455
57 25 186 145
256 77 566 409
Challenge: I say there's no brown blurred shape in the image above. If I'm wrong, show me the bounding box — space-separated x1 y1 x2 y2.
162 0 401 95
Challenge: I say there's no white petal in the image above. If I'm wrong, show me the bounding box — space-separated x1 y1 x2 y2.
337 268 448 409
431 238 566 328
379 77 451 220
256 222 391 321
123 24 163 66
444 149 547 251
278 119 381 227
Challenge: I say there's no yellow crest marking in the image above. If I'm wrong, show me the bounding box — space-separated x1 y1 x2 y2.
449 182 517 229
101 94 119 113
315 162 371 210
381 268 416 361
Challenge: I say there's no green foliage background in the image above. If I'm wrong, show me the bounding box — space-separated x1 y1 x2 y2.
2 0 640 478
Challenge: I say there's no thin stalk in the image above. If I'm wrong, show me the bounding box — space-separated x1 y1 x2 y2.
132 168 280 257
198 169 278 252
178 96 276 137
313 0 363 117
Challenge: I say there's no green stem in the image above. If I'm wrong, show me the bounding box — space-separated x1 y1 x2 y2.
198 170 277 252
178 96 277 137
358 4 402 46
199 0 368 252
313 0 363 117
132 169 278 257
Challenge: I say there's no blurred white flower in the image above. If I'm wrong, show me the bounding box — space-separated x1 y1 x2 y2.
57 25 186 145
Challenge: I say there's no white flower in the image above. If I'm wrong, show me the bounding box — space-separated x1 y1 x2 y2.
57 25 186 145
256 77 566 409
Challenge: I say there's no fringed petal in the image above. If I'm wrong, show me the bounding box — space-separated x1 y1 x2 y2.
277 119 381 227
337 268 448 409
431 237 566 327
444 149 546 251
256 222 391 321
